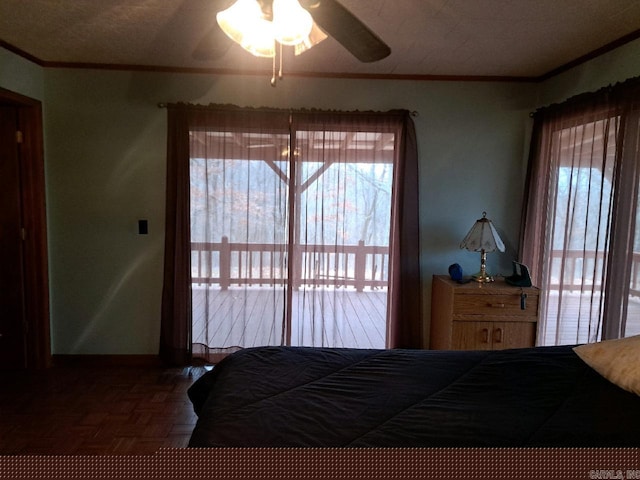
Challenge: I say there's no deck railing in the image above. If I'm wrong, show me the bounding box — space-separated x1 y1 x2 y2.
548 249 640 296
191 236 389 292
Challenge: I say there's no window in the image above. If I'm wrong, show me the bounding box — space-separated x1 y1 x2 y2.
521 80 640 345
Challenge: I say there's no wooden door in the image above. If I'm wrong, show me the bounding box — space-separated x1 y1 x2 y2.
0 105 27 368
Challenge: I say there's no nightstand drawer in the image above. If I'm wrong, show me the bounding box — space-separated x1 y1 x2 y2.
453 294 538 317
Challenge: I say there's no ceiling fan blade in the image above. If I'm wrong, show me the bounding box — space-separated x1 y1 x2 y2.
300 0 390 63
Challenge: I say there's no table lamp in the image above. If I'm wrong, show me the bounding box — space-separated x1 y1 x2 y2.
460 211 505 283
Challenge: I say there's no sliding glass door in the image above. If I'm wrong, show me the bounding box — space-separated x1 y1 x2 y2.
189 116 395 358
522 80 640 345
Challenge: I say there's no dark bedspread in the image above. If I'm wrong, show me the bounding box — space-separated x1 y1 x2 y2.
187 345 640 447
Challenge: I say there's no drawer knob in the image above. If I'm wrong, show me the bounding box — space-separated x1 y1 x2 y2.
490 303 505 308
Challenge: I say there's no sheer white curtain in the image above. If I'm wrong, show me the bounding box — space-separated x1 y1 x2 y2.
521 79 640 345
189 108 291 360
287 112 397 348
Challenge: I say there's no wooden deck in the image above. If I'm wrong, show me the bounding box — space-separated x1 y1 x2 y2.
192 286 388 350
192 286 640 352
540 291 640 345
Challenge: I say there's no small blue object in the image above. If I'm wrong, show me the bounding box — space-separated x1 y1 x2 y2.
448 263 463 282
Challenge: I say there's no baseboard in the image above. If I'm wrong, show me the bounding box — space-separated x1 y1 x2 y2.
52 354 163 367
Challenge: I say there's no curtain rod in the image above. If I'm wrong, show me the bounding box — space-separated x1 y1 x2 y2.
156 103 418 117
528 76 640 118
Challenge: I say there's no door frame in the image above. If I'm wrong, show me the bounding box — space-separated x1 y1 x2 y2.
0 87 51 369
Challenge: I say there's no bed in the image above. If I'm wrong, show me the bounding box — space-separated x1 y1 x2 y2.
187 339 640 447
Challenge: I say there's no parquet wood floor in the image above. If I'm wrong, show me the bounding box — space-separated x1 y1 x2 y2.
0 364 207 455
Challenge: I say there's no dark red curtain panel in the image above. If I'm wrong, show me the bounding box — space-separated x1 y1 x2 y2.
159 106 192 366
387 113 423 348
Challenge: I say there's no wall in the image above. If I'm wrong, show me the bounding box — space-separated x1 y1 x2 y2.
0 48 44 101
15 41 634 353
538 37 640 105
39 68 536 353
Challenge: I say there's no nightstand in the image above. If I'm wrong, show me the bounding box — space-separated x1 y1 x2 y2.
430 275 539 350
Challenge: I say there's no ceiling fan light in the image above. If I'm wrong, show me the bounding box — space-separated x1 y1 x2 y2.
272 0 314 46
240 25 276 57
216 0 260 45
294 21 328 56
217 0 275 57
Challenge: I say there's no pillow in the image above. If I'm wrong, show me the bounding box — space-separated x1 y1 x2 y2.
573 335 640 396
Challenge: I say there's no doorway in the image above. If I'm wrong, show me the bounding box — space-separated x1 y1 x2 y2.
188 113 396 357
0 88 50 369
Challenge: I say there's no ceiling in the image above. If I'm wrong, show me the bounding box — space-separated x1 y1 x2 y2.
2 0 640 81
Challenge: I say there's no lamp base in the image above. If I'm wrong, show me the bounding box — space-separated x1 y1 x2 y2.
472 272 495 283
472 249 495 283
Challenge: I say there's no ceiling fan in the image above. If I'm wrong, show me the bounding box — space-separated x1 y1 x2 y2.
193 0 391 72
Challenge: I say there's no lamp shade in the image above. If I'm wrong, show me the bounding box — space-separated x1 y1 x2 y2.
272 0 314 46
293 21 328 56
217 0 275 57
460 212 505 253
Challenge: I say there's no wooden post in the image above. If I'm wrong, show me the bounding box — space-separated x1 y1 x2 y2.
292 244 301 290
220 236 230 291
355 240 366 292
